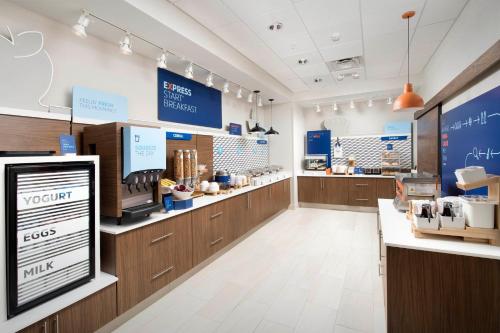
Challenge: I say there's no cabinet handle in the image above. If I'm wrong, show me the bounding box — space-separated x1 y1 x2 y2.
378 263 384 277
355 183 369 187
151 232 174 244
210 237 224 246
210 212 223 219
247 194 251 209
54 314 59 333
152 265 174 280
42 321 47 333
355 198 369 201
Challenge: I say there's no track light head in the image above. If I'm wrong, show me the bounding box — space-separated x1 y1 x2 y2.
73 11 90 38
350 100 355 109
368 99 373 107
247 92 253 103
333 103 338 111
206 72 214 87
223 81 230 94
236 87 243 99
185 62 194 79
157 51 167 69
387 97 393 105
315 104 321 113
119 33 132 55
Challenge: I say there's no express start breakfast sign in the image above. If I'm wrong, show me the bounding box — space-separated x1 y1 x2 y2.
157 68 222 128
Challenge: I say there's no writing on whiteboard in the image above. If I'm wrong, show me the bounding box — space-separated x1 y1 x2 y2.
442 110 499 132
465 146 500 166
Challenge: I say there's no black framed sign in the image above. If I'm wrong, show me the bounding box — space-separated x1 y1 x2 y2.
5 162 95 318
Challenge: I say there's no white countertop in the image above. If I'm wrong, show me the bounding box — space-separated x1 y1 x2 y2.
1 272 117 333
101 173 292 235
378 199 500 260
299 171 394 179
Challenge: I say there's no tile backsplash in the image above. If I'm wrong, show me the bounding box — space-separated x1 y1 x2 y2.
331 135 412 169
213 136 269 173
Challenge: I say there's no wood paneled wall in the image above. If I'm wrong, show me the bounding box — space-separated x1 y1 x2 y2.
417 105 440 175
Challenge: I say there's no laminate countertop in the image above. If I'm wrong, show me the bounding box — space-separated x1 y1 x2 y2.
378 198 500 260
299 171 394 179
101 173 292 235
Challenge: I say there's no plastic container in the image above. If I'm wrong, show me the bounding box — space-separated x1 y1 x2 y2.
173 198 193 210
414 214 439 230
439 214 465 229
454 166 487 184
460 195 495 228
163 194 173 212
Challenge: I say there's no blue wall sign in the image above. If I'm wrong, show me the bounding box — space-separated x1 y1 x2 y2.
59 135 76 155
257 140 267 144
386 144 393 151
384 122 411 134
157 68 222 128
381 135 408 141
229 123 242 136
123 126 166 178
306 130 332 167
166 132 192 141
72 86 128 122
441 85 500 196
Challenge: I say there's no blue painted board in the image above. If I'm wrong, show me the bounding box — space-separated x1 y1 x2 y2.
158 68 222 128
441 85 500 196
72 86 128 122
306 130 332 167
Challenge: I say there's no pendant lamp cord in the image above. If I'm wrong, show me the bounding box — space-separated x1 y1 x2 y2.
407 16 410 84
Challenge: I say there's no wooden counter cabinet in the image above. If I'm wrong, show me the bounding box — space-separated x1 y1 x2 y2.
18 284 116 333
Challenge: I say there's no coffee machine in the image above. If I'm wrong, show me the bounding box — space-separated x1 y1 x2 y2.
84 123 166 223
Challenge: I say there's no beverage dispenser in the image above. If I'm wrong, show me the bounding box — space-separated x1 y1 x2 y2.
84 123 166 224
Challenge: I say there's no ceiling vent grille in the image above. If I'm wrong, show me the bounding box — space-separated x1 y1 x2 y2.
327 57 362 72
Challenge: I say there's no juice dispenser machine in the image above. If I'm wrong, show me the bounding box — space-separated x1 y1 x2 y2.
84 123 166 224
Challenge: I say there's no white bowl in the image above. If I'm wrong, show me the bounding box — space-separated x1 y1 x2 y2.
208 182 219 193
172 187 193 200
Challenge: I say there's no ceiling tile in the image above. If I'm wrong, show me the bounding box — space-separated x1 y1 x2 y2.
294 0 360 31
361 0 425 36
239 8 306 37
282 78 309 92
400 38 442 75
175 0 239 30
319 40 363 62
419 0 468 26
309 22 362 49
264 32 317 58
222 0 294 19
293 63 331 77
302 74 335 88
282 51 324 67
364 30 408 79
413 19 454 44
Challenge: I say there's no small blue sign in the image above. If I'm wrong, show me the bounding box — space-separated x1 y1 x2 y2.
257 140 267 144
59 135 76 155
229 123 242 136
381 135 408 141
158 68 222 128
72 86 128 122
386 144 394 150
166 132 192 141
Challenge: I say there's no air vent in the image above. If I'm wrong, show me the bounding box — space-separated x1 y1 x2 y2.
326 56 362 72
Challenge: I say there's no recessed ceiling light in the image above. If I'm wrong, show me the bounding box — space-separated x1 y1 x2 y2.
314 77 323 83
331 32 341 42
337 74 344 81
268 21 284 31
297 58 308 65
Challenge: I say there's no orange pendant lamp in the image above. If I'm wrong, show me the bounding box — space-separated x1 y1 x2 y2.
393 11 424 112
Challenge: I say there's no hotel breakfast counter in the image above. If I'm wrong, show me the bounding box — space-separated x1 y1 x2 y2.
377 199 500 332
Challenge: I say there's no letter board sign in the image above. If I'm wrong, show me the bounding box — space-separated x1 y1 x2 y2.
157 68 222 128
5 162 95 318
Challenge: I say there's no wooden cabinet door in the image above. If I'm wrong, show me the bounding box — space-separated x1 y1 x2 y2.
192 202 227 265
269 181 284 216
298 177 321 203
18 317 54 333
57 284 116 333
248 187 266 227
227 193 250 238
283 179 291 209
348 178 378 207
323 178 349 205
145 213 192 293
376 178 396 199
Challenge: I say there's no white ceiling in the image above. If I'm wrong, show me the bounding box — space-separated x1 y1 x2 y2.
173 0 468 93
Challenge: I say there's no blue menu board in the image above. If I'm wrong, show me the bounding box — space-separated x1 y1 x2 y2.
122 126 166 178
440 85 500 196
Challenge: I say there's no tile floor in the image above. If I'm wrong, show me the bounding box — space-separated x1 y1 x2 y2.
114 208 386 333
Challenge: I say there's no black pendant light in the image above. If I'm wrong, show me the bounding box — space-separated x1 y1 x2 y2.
265 98 279 135
249 90 266 133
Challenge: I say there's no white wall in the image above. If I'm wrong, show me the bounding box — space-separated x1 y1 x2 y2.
419 0 500 102
301 100 414 136
263 103 294 171
0 0 253 135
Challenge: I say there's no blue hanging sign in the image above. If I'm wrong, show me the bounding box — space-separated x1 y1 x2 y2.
257 140 267 144
72 86 128 122
384 122 411 134
59 135 76 155
166 132 192 141
229 123 242 136
381 135 408 141
158 68 222 128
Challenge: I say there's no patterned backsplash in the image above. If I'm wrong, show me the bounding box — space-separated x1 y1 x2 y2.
213 136 269 173
331 135 412 169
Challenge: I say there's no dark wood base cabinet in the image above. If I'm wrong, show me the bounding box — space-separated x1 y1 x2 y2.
386 247 500 333
298 176 395 207
18 284 116 333
101 179 291 315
